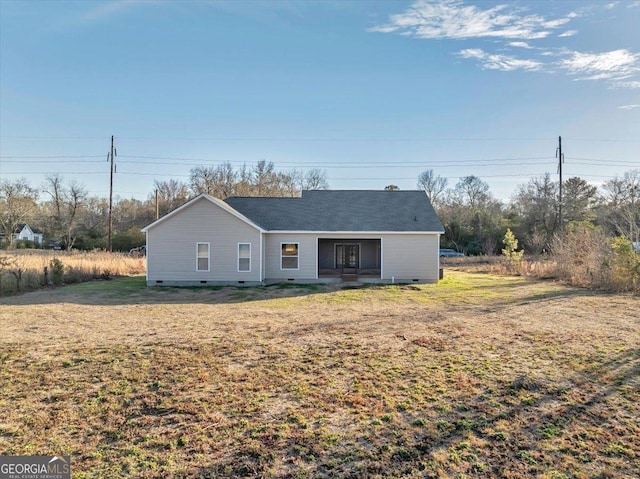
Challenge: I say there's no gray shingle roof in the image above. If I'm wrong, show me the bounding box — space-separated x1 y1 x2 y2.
224 190 444 232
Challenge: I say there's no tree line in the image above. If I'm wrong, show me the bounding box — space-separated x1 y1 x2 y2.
420 169 639 254
1 161 638 254
0 161 328 251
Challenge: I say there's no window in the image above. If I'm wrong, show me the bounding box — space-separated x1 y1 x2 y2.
196 243 210 272
238 243 251 272
281 243 299 270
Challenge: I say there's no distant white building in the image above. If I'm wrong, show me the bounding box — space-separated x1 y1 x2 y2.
13 224 44 245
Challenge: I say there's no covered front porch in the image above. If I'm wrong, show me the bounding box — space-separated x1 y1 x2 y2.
317 238 381 282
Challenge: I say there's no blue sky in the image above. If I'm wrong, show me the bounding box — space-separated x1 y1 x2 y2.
1 0 638 202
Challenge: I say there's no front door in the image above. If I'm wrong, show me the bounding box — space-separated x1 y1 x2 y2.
336 243 360 269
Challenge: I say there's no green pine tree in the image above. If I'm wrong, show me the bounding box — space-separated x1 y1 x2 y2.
502 228 524 263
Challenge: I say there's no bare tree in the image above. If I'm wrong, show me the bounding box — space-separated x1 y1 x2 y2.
252 160 278 196
189 161 329 198
417 169 447 206
451 175 490 209
0 178 39 248
302 169 329 190
189 165 218 196
216 162 238 199
235 164 252 197
439 176 503 253
43 174 88 250
153 179 190 215
511 173 558 248
600 169 640 242
278 170 303 197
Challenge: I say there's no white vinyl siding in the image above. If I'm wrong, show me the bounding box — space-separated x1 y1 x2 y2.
146 197 262 283
238 243 251 272
281 243 299 270
196 243 210 271
380 234 440 282
146 194 441 284
264 235 316 281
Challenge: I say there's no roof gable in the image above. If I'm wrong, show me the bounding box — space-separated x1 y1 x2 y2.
225 190 444 232
141 194 265 233
14 224 42 234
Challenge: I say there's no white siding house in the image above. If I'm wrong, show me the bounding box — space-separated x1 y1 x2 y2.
142 190 445 286
13 224 44 245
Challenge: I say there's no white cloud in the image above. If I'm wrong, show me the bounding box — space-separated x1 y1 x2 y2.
371 1 639 89
508 41 533 49
614 80 640 89
458 48 543 71
559 49 640 81
369 0 577 40
618 104 640 110
458 49 484 59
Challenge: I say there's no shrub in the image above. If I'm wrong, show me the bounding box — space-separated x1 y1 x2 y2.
550 223 612 289
609 237 640 291
49 258 65 286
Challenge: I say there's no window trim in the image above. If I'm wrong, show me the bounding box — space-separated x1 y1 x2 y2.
237 242 251 273
196 242 210 272
280 242 300 270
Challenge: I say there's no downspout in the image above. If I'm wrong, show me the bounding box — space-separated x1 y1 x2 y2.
259 232 263 283
144 230 149 284
380 237 384 280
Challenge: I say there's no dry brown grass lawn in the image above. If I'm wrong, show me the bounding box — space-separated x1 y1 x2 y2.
0 272 638 478
0 250 145 294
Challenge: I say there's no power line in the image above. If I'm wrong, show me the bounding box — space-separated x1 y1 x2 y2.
3 171 108 175
117 154 557 163
117 160 557 168
2 135 639 143
1 159 106 163
0 155 104 159
1 168 629 180
4 157 637 168
0 135 561 141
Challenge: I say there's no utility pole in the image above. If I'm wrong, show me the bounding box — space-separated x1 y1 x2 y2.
632 185 637 244
155 189 159 220
108 135 115 252
556 136 564 232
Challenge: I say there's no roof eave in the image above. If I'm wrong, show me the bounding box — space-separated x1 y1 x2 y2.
265 230 445 234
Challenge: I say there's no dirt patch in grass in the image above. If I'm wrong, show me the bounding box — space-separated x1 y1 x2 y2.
1 271 638 478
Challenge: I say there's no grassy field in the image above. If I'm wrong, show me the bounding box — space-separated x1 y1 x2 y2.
0 272 638 478
0 250 146 295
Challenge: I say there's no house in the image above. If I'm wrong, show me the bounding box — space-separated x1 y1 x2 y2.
12 224 44 245
141 190 445 286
